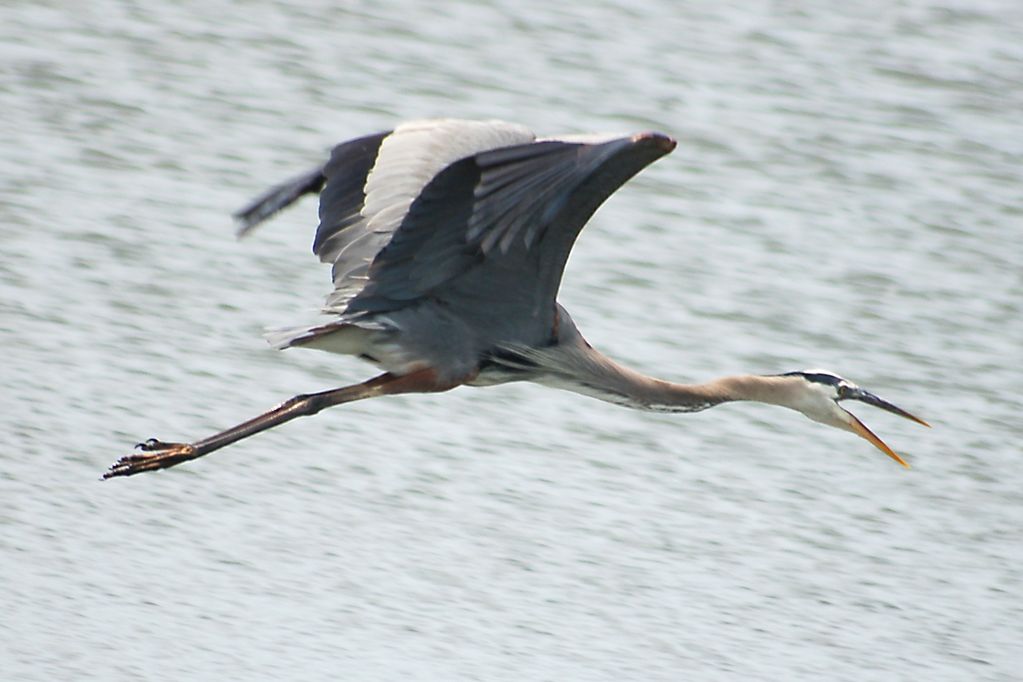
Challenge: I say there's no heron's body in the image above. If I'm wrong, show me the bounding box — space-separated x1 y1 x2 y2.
252 120 675 389
105 118 928 479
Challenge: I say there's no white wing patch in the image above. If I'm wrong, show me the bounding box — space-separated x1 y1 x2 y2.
361 119 534 237
320 119 535 315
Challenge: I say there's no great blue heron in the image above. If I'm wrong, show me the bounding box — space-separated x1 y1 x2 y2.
104 118 928 479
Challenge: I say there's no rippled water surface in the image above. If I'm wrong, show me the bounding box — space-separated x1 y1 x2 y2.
2 1 1021 680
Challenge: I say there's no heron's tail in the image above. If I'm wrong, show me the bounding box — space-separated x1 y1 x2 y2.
264 320 378 355
263 324 327 350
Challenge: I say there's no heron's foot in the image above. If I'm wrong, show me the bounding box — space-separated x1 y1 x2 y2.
103 439 200 479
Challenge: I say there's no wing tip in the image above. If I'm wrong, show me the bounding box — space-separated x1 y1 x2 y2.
631 131 677 153
232 167 326 238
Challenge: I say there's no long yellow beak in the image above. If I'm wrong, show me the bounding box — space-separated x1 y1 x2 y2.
838 386 930 468
846 412 910 468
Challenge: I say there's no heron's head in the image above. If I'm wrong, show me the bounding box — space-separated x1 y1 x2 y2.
779 370 930 467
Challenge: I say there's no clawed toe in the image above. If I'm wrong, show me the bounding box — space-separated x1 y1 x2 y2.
103 440 199 479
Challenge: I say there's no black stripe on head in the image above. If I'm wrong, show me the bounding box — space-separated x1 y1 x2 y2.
778 370 860 400
779 370 845 387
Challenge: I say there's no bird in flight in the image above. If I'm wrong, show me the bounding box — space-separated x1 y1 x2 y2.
104 118 928 479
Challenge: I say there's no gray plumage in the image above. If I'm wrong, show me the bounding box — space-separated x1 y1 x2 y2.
105 118 928 479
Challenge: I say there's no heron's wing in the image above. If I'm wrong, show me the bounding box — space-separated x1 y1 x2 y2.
314 120 535 313
232 131 389 236
233 167 327 236
234 120 674 345
342 131 675 340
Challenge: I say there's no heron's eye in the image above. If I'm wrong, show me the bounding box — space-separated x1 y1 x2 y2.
836 384 852 400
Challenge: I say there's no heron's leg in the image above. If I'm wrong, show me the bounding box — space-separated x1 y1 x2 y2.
103 369 456 479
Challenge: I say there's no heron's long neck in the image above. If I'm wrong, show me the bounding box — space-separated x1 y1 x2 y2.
536 346 792 414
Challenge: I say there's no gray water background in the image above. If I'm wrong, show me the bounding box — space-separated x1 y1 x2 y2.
2 1 1021 680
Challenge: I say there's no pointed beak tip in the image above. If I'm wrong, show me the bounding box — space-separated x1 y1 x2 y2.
851 389 931 430
902 413 931 429
880 445 910 469
843 410 912 469
879 444 910 469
